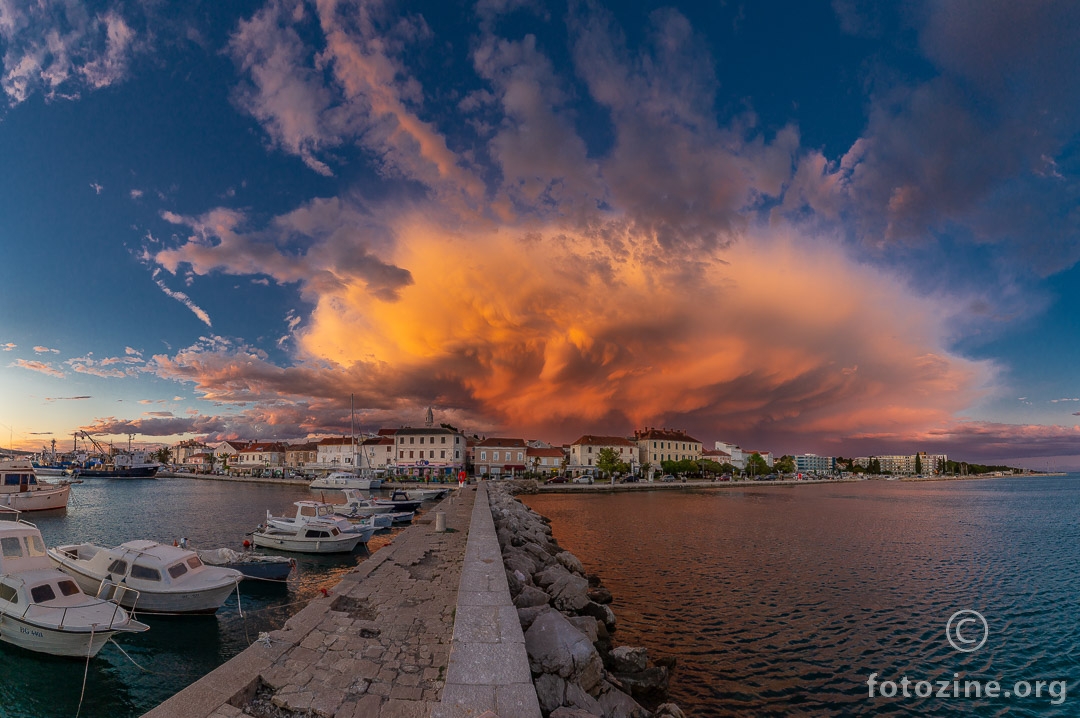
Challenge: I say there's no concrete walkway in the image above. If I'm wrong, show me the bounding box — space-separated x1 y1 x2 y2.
143 489 474 718
433 482 542 718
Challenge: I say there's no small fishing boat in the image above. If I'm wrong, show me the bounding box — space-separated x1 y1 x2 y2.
48 540 243 614
332 488 394 516
0 460 71 512
371 489 422 512
0 514 148 657
266 501 376 543
250 524 365 554
193 546 295 582
401 487 450 501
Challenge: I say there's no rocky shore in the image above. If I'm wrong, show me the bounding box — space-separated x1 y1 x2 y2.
489 480 685 718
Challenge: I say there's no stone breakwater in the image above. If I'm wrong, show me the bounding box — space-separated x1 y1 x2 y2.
489 481 686 718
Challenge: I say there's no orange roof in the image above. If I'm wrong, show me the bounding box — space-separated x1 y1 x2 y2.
570 435 636 447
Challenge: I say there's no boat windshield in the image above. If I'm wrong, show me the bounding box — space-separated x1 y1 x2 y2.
58 580 80 597
26 535 45 557
0 583 17 603
167 562 188 579
186 556 203 569
130 564 161 581
300 505 317 517
107 559 128 574
30 584 56 603
1 537 23 558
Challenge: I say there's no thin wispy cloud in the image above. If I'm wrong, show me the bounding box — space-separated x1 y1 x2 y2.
33 346 60 354
11 359 64 378
1 343 16 351
90 182 103 194
44 395 91 402
150 270 212 327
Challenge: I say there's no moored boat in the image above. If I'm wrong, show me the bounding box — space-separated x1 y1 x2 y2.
193 546 295 582
0 460 71 512
0 514 148 657
309 471 382 491
250 524 365 554
48 540 243 614
401 487 450 501
266 501 376 543
332 488 394 516
371 489 422 512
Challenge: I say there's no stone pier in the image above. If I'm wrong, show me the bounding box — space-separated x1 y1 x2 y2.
142 483 543 718
144 488 475 718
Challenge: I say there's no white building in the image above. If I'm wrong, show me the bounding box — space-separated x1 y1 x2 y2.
392 427 466 477
569 435 638 474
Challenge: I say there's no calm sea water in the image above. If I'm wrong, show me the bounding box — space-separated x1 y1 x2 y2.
0 477 403 718
525 476 1080 717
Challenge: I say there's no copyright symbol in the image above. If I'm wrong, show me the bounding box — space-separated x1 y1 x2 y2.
946 610 988 653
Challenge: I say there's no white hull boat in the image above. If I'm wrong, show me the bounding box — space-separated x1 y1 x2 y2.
402 488 450 501
49 540 243 614
0 461 71 512
332 488 393 517
0 516 147 657
251 525 364 554
309 472 382 491
265 501 377 543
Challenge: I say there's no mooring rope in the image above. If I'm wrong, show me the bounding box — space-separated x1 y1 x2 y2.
75 624 96 718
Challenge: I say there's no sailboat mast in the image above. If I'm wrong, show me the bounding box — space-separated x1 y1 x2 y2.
350 394 356 469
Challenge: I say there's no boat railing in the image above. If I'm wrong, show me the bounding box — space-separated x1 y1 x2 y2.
20 593 136 631
96 580 141 615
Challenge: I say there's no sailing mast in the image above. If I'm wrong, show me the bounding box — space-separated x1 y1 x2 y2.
350 394 357 471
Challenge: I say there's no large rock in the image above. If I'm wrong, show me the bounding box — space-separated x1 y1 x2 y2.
513 585 550 609
504 549 539 578
518 605 548 631
611 666 670 702
556 551 585 575
506 569 523 597
654 703 687 718
549 573 591 612
535 564 571 589
535 674 603 716
579 601 617 632
609 646 648 673
586 586 613 604
567 616 599 644
525 609 604 694
522 541 557 569
597 680 651 718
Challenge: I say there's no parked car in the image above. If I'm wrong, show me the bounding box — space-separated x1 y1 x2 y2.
572 476 594 484
546 476 569 484
660 474 676 482
620 475 640 483
719 474 732 481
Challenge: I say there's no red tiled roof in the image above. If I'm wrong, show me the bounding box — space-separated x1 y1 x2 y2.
476 437 527 448
634 428 702 443
527 448 565 457
570 435 636 447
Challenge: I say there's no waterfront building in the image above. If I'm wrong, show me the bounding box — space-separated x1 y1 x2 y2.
920 453 949 475
392 427 466 477
745 450 774 468
702 448 732 466
474 438 528 478
526 446 566 475
794 454 835 474
285 442 319 471
236 442 287 474
635 428 703 475
316 437 363 470
184 452 213 471
715 441 746 469
569 435 637 475
174 439 211 465
360 436 396 470
215 440 250 462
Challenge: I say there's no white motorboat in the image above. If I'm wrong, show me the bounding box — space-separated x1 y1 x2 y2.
0 460 71 512
265 501 376 543
371 490 422 512
332 488 394 516
48 540 243 614
250 524 365 554
309 471 383 491
0 515 148 657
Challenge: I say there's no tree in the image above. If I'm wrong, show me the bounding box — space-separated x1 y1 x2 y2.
596 448 621 478
153 446 172 465
746 452 769 477
914 453 922 474
775 455 796 474
207 453 218 473
640 461 651 479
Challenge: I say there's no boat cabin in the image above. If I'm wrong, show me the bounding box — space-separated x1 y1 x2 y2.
54 540 218 589
0 522 53 574
0 461 40 493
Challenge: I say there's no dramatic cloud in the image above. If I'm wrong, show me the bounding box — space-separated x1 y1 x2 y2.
11 359 64 378
0 2 141 105
66 353 144 379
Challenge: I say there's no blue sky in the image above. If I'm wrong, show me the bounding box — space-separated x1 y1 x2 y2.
1 0 1079 465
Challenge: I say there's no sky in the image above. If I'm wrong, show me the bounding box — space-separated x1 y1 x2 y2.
2 0 1080 466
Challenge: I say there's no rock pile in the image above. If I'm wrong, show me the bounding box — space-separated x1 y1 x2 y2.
489 482 686 718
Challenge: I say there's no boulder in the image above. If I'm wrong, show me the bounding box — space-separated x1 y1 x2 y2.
513 585 551 609
506 569 523 597
597 680 651 718
535 564 571 589
517 605 547 631
567 616 599 644
610 666 669 702
522 541 557 569
525 609 604 694
586 586 613 604
609 646 648 673
556 551 585 575
579 601 617 632
654 703 687 718
504 550 538 578
549 573 591 612
534 674 603 715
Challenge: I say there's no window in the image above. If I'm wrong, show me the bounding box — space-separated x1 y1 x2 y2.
456 437 460 444
518 452 524 461
1 537 23 558
306 530 330 538
420 437 425 444
0 583 16 603
400 451 404 459
441 437 446 444
429 450 434 458
409 451 414 459
301 506 317 517
440 451 445 458
168 563 189 579
410 437 415 444
455 450 460 458
30 584 56 603
107 560 128 574
400 436 405 444
187 556 203 569
26 535 44 557
494 452 500 461
130 564 161 581
58 580 80 597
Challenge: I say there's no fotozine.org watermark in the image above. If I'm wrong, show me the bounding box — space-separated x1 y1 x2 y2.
865 610 1069 706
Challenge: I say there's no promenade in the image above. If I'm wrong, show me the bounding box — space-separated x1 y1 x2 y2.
144 489 475 718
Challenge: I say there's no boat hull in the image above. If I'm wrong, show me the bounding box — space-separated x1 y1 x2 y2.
0 484 70 512
309 476 375 490
0 613 121 658
251 531 363 554
74 465 158 479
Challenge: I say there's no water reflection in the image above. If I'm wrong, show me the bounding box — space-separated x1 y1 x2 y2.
525 477 1080 716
